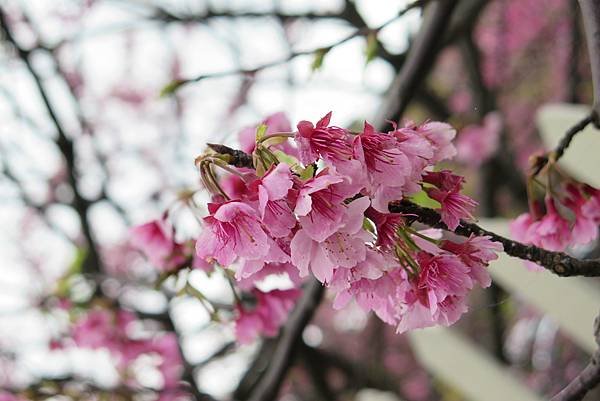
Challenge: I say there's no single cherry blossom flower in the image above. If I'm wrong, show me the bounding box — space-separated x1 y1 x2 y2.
290 197 371 283
252 163 296 238
353 122 411 212
196 201 269 266
294 170 347 242
423 170 478 230
456 112 502 167
295 111 353 166
235 288 301 344
130 218 185 270
365 208 405 250
442 235 503 287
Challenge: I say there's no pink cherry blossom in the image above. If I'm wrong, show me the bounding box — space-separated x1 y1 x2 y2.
403 121 457 164
130 218 185 270
295 112 353 166
149 333 183 389
414 252 473 311
396 292 468 333
293 170 347 242
235 236 290 280
252 163 296 238
512 197 571 252
235 288 301 344
353 123 411 212
456 112 502 167
390 251 475 333
195 201 269 266
0 392 25 401
329 248 399 312
441 235 503 287
531 198 572 251
582 186 600 223
564 184 598 245
220 174 249 200
365 208 404 250
236 261 302 290
510 212 536 243
290 197 370 283
72 309 135 352
423 170 477 230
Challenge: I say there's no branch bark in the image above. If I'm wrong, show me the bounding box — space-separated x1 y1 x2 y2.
247 280 325 401
579 0 600 126
389 200 600 277
374 0 459 126
550 312 600 401
0 7 101 274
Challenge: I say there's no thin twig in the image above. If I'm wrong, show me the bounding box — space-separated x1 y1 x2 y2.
532 114 594 176
168 1 426 92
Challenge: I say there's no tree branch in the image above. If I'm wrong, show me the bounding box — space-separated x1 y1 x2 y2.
167 1 425 92
579 0 600 126
550 311 600 401
532 114 594 176
389 200 600 277
0 7 101 274
374 0 459 126
247 280 325 401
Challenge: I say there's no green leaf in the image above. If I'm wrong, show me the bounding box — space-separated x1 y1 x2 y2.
364 32 378 65
299 164 315 181
255 123 268 141
159 79 186 97
362 217 375 234
272 150 299 167
68 247 87 276
311 48 329 72
262 136 287 148
253 151 267 177
409 190 441 209
55 247 87 297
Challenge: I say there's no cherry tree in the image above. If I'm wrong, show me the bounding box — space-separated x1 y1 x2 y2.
1 0 600 400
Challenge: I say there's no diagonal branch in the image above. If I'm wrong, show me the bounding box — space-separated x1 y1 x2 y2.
389 200 600 277
247 280 325 401
550 311 600 401
532 114 594 176
0 7 101 274
579 0 600 126
373 0 459 127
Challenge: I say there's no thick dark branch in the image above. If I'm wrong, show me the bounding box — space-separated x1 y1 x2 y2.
0 7 101 274
374 0 458 126
389 200 600 277
532 114 594 176
551 312 600 401
579 0 600 126
248 280 325 401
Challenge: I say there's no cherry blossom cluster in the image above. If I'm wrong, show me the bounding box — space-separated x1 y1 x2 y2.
511 170 600 270
58 308 183 393
131 112 504 342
